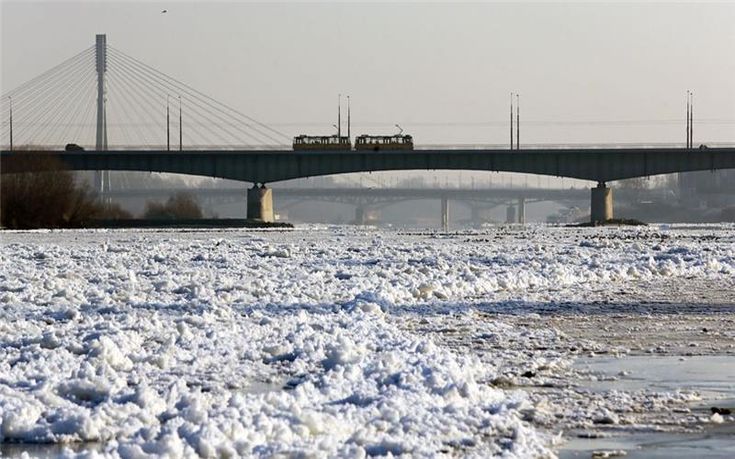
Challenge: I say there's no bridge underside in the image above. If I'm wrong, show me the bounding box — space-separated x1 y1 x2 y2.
2 148 734 223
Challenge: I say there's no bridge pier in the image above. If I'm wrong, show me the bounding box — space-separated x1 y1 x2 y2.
441 197 449 232
247 184 274 222
590 182 613 223
470 206 482 226
354 206 379 225
506 205 516 224
517 197 526 224
355 206 366 225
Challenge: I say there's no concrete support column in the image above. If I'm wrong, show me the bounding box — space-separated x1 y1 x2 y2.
506 205 517 224
590 182 613 223
517 197 526 224
441 197 449 232
354 205 366 225
247 184 274 222
470 207 482 226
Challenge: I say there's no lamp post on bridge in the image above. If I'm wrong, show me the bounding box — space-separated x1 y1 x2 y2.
8 96 12 152
685 90 695 148
516 93 520 150
510 92 514 150
686 91 689 148
166 95 170 151
689 91 693 149
179 96 182 152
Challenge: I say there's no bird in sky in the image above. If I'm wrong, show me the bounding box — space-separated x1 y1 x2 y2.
161 9 167 14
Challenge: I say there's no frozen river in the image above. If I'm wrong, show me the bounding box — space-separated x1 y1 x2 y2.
1 224 733 457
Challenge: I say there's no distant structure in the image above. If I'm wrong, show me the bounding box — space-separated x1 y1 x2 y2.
94 34 109 197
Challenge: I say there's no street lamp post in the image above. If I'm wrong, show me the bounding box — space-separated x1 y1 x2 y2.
8 96 13 151
166 94 170 151
178 96 182 151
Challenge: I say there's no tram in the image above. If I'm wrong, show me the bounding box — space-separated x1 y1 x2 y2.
292 96 413 151
354 134 413 151
292 134 414 151
292 135 351 151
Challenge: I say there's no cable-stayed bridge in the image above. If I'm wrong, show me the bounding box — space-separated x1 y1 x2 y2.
2 35 735 223
0 36 290 151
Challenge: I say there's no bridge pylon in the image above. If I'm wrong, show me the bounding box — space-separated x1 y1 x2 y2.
94 34 109 199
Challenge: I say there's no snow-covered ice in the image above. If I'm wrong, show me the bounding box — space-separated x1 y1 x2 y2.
1 224 733 457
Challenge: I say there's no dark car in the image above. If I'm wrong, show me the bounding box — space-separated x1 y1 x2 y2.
65 143 84 151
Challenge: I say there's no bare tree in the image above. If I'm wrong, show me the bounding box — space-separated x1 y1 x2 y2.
0 153 130 228
143 192 203 219
616 176 650 190
3 155 84 228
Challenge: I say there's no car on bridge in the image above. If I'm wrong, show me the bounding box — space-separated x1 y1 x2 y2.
65 143 85 151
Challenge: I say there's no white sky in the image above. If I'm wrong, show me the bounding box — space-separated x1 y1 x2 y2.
2 1 735 146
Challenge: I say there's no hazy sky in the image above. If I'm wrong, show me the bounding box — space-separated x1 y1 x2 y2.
2 1 735 146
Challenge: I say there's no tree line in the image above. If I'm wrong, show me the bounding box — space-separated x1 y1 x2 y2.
1 155 202 229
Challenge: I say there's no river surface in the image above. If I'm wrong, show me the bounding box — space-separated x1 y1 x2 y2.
1 225 733 457
561 355 735 458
